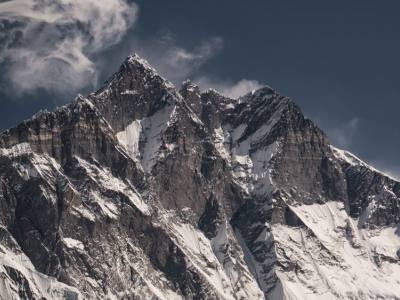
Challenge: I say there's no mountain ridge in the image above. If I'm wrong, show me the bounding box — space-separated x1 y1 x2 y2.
0 54 399 300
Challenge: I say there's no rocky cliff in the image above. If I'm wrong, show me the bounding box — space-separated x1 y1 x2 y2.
0 54 399 300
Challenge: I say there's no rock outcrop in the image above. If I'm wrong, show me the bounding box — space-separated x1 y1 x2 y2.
0 54 399 299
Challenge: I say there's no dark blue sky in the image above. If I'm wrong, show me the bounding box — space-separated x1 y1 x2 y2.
0 0 399 177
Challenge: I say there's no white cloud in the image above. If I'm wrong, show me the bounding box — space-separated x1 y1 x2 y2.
135 34 264 97
0 1 262 101
329 117 360 149
0 0 138 95
195 77 264 98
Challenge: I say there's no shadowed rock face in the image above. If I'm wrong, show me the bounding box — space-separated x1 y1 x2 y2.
0 54 399 300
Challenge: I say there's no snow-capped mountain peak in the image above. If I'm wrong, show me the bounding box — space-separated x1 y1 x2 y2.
0 56 399 300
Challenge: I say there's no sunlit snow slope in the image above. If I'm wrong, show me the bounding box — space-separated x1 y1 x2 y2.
0 54 398 299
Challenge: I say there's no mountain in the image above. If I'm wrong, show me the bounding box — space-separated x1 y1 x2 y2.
0 54 399 300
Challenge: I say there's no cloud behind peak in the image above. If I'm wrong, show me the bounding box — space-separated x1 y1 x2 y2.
0 0 138 96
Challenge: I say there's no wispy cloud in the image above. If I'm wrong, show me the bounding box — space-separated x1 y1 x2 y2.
328 117 360 149
0 1 262 101
0 0 138 95
134 34 224 84
134 34 263 97
195 77 264 98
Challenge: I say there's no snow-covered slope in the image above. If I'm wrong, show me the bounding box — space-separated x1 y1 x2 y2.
0 54 399 299
0 228 82 300
271 202 400 299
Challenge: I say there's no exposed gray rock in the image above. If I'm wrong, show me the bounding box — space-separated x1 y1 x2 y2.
0 54 399 299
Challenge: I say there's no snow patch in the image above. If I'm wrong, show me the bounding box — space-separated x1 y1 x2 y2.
271 201 400 300
368 225 400 259
76 157 150 215
0 235 82 299
90 190 119 219
0 142 32 157
117 120 142 161
116 104 176 173
162 215 263 300
120 89 137 95
213 125 279 196
63 238 84 251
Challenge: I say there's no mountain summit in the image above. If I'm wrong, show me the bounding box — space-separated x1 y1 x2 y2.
0 55 399 300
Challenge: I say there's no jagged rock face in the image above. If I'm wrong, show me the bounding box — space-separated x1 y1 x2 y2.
89 55 180 133
332 148 400 226
0 54 399 300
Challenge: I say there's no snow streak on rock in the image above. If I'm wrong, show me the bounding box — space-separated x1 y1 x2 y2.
0 54 399 299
